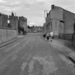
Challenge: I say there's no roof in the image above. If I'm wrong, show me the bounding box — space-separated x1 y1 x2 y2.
53 5 75 15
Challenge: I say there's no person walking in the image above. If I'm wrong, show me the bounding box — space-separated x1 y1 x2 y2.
43 33 47 38
46 32 50 40
50 31 54 42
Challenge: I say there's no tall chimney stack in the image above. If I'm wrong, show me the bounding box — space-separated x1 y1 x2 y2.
51 5 55 9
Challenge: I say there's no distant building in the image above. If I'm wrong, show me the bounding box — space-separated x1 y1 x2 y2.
18 16 28 34
45 5 75 40
9 13 18 30
0 13 8 29
33 26 43 32
18 16 27 31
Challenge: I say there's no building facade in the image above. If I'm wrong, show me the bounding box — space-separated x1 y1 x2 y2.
18 16 28 34
9 13 18 30
0 13 8 29
45 5 75 40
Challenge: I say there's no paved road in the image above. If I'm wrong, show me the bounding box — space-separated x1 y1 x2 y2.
0 33 75 75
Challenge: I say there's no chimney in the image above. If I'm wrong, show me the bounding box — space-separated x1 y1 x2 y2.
51 5 55 9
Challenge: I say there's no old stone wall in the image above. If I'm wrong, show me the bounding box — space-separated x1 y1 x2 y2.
63 10 75 34
19 16 28 31
9 16 18 30
0 29 17 43
59 9 75 40
0 13 18 44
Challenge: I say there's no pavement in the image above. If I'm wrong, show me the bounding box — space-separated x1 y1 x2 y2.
0 35 24 48
50 38 75 65
0 33 75 75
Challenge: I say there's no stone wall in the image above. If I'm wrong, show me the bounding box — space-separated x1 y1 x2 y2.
0 13 18 44
18 16 28 31
9 16 18 30
59 9 75 40
63 10 75 34
0 29 17 43
52 19 60 35
51 6 63 20
0 14 8 29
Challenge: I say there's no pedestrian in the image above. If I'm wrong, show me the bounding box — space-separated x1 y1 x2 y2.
46 32 50 40
43 33 46 38
50 31 54 42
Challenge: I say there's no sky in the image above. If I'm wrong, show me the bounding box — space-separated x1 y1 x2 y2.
0 0 75 26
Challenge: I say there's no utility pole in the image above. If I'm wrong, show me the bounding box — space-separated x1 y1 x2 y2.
43 9 48 34
44 10 48 21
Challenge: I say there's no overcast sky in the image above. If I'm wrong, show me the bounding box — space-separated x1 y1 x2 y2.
0 0 75 26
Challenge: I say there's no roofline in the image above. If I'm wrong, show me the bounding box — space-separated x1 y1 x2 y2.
53 5 75 15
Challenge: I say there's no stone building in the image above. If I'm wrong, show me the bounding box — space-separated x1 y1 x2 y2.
9 13 18 30
0 13 8 29
45 5 75 40
0 13 18 43
18 16 28 34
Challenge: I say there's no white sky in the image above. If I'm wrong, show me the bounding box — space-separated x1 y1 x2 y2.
0 0 75 26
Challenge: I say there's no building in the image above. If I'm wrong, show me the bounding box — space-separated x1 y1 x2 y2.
18 16 28 34
45 5 75 40
0 13 8 29
0 12 19 30
9 13 18 30
0 12 18 43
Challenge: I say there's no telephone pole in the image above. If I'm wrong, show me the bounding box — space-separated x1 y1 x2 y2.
44 10 48 22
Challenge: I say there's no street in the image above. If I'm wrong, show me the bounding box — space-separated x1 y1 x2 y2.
0 33 75 75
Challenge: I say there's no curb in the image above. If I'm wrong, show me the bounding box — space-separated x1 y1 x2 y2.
51 39 75 65
0 37 18 48
0 36 24 48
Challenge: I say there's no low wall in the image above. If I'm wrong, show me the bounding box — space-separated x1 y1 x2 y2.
0 29 17 43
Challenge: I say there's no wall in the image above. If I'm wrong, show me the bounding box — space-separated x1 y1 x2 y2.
52 19 59 35
51 6 63 20
9 16 18 30
2 14 8 28
63 10 75 34
50 5 63 35
0 14 2 28
0 29 17 43
0 14 8 29
59 9 75 40
23 20 28 31
0 13 18 43
19 16 28 31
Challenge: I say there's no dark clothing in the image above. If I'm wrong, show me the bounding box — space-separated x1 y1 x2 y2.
47 35 49 40
43 34 46 38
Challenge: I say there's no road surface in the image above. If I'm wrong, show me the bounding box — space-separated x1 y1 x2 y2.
0 33 75 75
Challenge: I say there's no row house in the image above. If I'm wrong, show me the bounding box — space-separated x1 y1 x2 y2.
45 5 75 40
